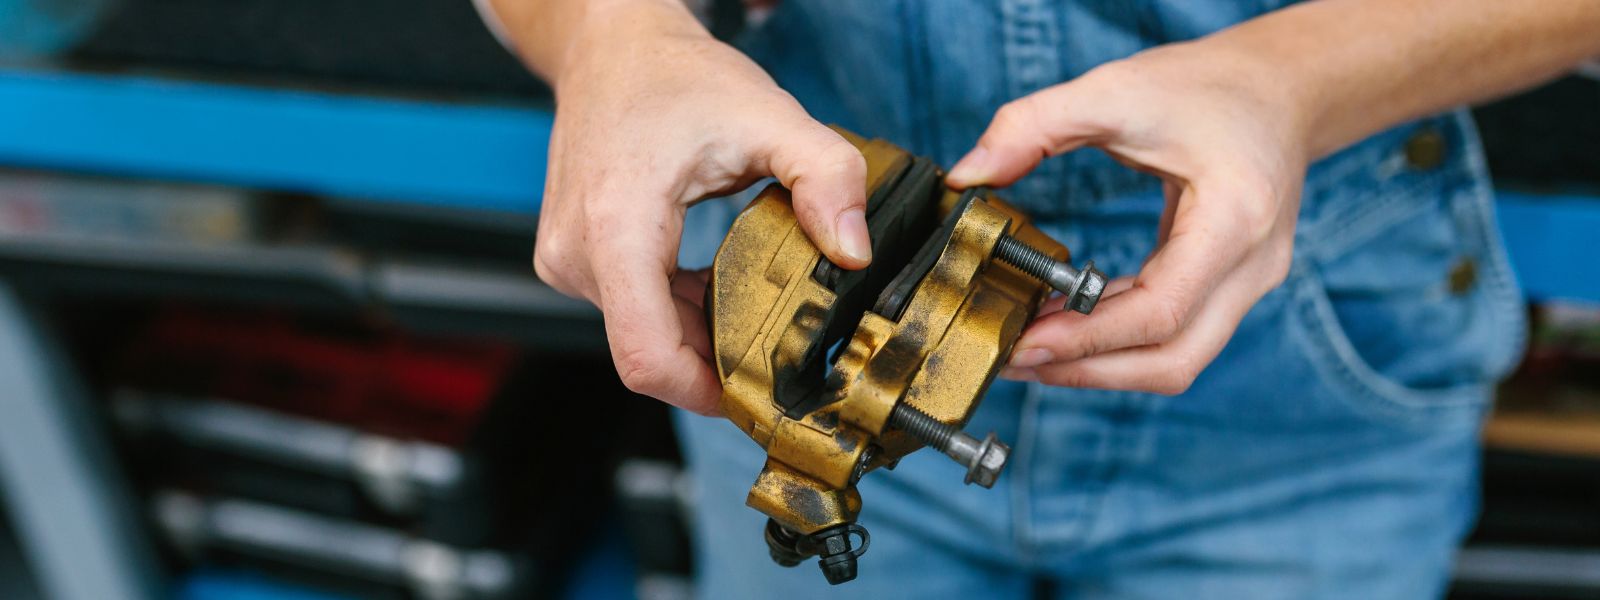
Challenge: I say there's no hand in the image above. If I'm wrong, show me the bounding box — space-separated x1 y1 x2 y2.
533 3 870 414
946 41 1307 394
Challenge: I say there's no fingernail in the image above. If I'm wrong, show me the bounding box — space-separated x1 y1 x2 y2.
1009 348 1054 368
999 367 1038 382
837 208 872 264
946 146 990 185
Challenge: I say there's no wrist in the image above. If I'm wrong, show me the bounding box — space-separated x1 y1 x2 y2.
554 0 712 91
1185 34 1321 163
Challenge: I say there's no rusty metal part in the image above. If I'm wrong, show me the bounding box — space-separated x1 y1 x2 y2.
707 128 1100 584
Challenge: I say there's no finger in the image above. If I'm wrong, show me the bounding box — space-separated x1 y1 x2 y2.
672 291 715 367
762 120 871 270
670 270 720 414
946 87 1107 188
671 268 710 310
587 203 722 414
1027 262 1264 395
998 366 1038 382
1008 179 1269 364
670 286 718 408
1013 278 1134 369
1157 179 1181 247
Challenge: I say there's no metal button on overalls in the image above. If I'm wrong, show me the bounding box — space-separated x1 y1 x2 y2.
1405 128 1447 170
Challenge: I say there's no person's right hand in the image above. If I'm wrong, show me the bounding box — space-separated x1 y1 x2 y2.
533 1 871 415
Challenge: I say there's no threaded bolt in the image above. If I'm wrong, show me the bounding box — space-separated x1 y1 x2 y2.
889 404 954 449
993 235 1107 315
889 404 1009 488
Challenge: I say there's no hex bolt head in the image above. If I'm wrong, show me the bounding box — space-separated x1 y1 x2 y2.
1063 261 1107 314
963 433 1010 488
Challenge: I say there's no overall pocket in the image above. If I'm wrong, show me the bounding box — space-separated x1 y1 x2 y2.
1289 163 1526 430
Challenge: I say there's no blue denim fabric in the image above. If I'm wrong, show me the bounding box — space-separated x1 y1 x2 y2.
675 1 1527 598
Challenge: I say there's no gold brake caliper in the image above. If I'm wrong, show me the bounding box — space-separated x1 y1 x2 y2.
706 129 1106 584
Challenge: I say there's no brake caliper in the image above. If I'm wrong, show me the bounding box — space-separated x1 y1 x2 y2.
706 129 1105 584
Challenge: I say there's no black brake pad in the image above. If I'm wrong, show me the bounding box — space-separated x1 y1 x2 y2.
770 157 948 418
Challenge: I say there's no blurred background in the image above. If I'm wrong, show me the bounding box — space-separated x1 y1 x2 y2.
0 1 1596 599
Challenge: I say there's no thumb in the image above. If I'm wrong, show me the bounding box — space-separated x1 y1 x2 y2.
764 121 872 270
946 88 1103 189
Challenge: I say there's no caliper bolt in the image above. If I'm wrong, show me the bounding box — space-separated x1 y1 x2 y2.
889 404 1009 488
993 234 1107 315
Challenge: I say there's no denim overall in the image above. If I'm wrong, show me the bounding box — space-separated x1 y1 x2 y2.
675 2 1527 598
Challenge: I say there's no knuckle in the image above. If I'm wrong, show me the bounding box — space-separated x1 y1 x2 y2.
993 100 1036 132
1264 244 1293 285
614 347 670 397
532 237 573 281
535 226 569 256
787 136 866 214
1152 373 1195 396
532 254 558 284
1229 179 1281 245
1070 329 1105 360
1154 354 1201 395
819 139 867 175
1144 294 1188 342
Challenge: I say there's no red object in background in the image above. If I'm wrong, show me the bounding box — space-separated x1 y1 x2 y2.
119 307 517 445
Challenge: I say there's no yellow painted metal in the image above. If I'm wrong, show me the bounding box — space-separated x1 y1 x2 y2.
707 129 1068 535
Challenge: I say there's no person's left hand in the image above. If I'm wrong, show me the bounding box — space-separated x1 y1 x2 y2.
946 40 1309 394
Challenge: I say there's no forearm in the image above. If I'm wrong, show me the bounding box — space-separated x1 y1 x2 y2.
1209 0 1600 158
485 0 708 84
